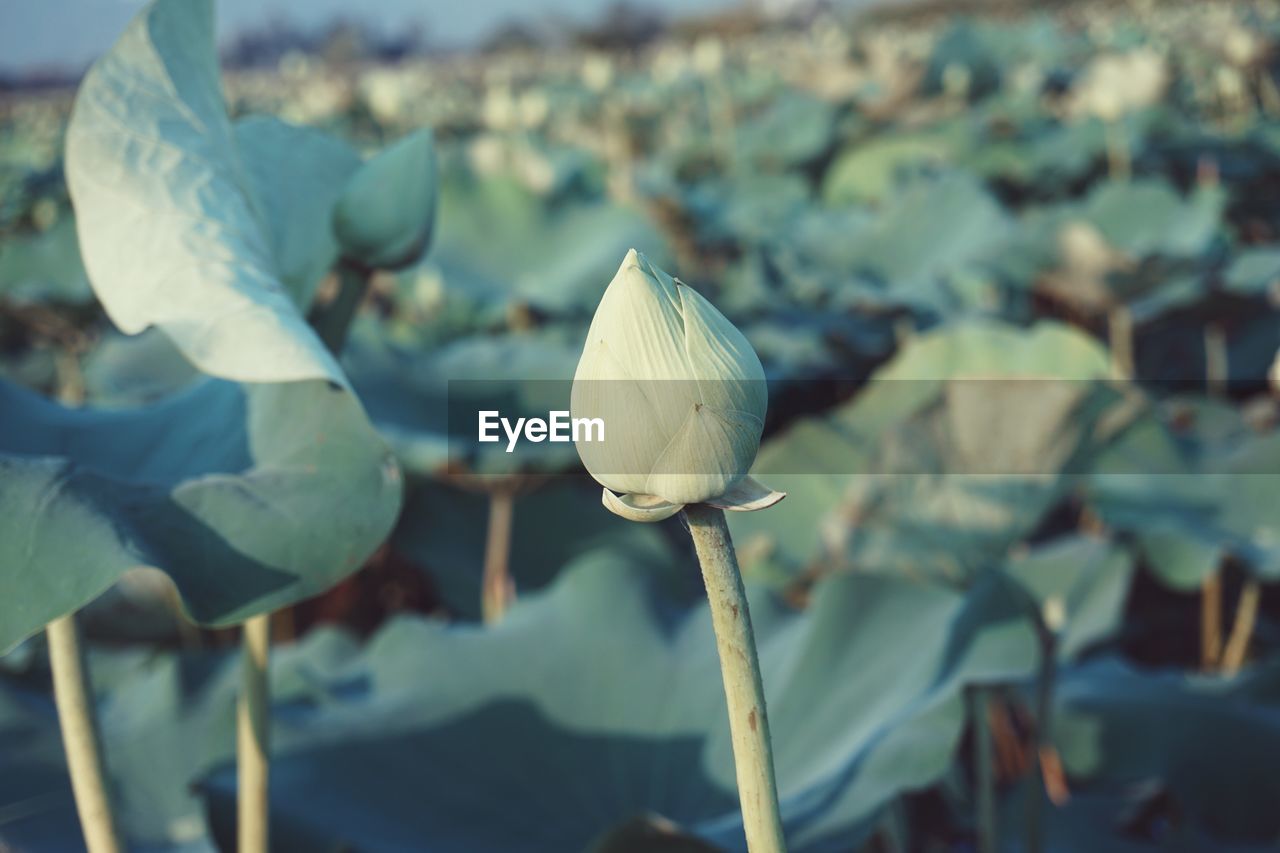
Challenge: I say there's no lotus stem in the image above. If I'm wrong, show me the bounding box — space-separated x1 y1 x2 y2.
47 613 123 853
972 687 997 853
1205 323 1228 398
1025 617 1057 853
232 254 367 849
481 489 516 625
237 613 271 853
1221 579 1261 675
1104 118 1130 182
1107 306 1134 380
313 259 372 353
1201 569 1223 671
1259 70 1280 117
684 504 786 853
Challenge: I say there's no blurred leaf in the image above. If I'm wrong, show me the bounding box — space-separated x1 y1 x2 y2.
734 93 835 172
392 477 680 620
196 553 1039 851
0 217 92 305
0 627 364 850
830 173 1012 312
734 320 1122 579
0 377 401 649
425 166 667 316
822 136 951 207
1052 659 1280 843
1085 399 1280 586
345 329 580 475
1223 247 1280 299
1080 180 1225 261
81 330 198 407
1003 535 1134 660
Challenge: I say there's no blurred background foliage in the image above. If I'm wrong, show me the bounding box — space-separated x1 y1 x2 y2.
4 0 1280 850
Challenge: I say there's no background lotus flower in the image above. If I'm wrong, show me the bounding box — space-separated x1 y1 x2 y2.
333 128 437 271
571 249 783 521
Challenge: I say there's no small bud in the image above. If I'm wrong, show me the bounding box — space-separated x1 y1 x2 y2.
571 250 784 521
333 128 437 271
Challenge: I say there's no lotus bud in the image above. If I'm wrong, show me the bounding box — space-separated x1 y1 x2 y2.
571 250 784 522
333 128 436 271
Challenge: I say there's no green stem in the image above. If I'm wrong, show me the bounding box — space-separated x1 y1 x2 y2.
1202 568 1223 671
481 490 516 625
1104 118 1130 181
1221 579 1261 675
47 613 122 853
232 260 369 849
1108 306 1134 381
973 687 997 853
1025 619 1057 853
684 504 786 853
1205 323 1228 399
237 614 271 853
311 260 372 354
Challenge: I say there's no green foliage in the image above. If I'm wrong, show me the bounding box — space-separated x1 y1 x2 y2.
0 378 399 649
186 556 1039 851
3 0 1280 849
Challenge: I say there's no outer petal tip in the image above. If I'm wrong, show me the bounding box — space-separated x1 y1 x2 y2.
601 488 685 523
706 476 786 512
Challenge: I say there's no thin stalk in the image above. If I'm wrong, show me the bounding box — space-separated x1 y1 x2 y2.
1205 323 1229 398
1025 619 1057 853
47 613 122 853
1202 569 1223 671
1108 306 1134 380
1104 118 1130 181
1221 579 1262 675
237 614 271 853
481 489 516 625
1259 69 1280 118
312 260 372 354
973 687 997 853
231 255 370 848
684 504 786 853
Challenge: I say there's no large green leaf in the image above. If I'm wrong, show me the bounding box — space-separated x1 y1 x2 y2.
733 93 835 172
730 320 1122 578
0 377 400 649
192 554 1038 851
1049 659 1280 844
822 135 952 207
0 0 403 650
830 173 1012 312
1081 179 1225 261
1085 398 1280 587
64 0 347 384
1003 535 1134 660
422 165 668 317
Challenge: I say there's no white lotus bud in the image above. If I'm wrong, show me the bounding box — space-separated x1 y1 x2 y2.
571 250 784 522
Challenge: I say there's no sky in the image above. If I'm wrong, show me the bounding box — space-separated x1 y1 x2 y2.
0 0 735 74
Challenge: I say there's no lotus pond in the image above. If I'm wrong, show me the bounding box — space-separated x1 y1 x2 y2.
3 0 1280 850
